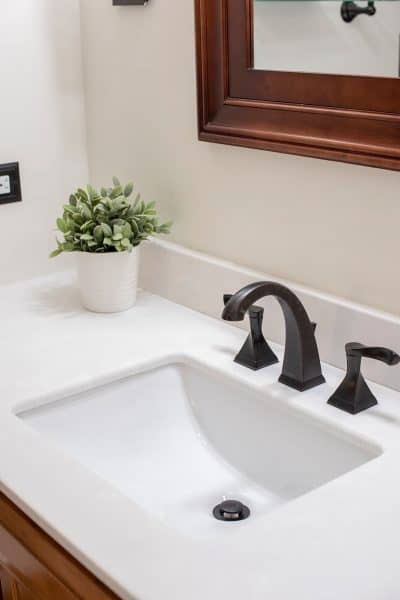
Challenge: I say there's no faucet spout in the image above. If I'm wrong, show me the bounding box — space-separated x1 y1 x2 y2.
222 281 325 391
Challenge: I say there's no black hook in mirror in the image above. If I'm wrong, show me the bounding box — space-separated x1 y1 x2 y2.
341 1 376 22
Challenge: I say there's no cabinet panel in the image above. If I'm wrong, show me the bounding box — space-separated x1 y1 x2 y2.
0 494 119 600
1 568 36 600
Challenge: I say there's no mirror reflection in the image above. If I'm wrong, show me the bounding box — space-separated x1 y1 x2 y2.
253 0 400 77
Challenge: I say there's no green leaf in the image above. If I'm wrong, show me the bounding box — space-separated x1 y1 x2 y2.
121 238 131 249
77 188 89 202
130 219 139 235
65 217 76 230
57 218 67 233
87 184 97 200
93 225 104 243
110 198 124 212
80 220 94 232
104 237 113 246
101 223 113 237
69 194 77 206
80 233 94 241
49 247 62 258
63 205 77 216
124 182 134 197
81 204 92 220
112 176 120 187
122 222 132 237
157 220 173 234
111 218 126 226
112 233 123 241
110 186 123 200
100 187 108 198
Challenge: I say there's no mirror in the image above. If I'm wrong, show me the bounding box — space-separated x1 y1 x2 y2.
253 0 400 77
195 0 400 171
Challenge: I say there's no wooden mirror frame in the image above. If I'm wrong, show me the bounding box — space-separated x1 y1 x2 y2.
195 0 400 170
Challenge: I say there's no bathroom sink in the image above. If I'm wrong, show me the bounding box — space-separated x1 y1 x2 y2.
18 362 381 538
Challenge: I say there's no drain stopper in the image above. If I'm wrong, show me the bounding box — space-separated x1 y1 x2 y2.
213 499 250 522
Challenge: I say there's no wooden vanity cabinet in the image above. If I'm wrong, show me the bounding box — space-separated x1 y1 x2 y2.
1 567 36 599
0 493 120 600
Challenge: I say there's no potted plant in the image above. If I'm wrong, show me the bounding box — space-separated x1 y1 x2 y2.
51 177 172 313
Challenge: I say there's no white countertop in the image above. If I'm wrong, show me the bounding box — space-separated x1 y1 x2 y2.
1 271 400 600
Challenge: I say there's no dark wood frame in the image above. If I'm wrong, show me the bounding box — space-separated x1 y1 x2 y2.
195 0 400 170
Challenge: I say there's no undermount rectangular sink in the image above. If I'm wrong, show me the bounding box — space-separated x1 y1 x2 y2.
18 362 381 538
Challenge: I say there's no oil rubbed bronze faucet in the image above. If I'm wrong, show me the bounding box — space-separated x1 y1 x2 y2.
222 281 325 392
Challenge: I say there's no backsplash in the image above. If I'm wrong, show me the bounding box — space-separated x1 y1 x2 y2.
141 239 400 392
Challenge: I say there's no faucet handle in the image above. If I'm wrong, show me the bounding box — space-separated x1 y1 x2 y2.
345 342 400 365
223 293 279 370
328 342 400 414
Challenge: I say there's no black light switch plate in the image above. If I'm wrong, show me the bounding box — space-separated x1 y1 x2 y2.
0 162 22 205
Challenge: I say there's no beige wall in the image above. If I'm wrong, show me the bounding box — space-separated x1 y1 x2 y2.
80 0 400 315
0 0 88 284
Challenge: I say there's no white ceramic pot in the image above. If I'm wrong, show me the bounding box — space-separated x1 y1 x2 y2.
76 249 139 313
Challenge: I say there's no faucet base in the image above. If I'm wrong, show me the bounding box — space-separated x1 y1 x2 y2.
278 373 326 392
327 393 377 415
234 350 278 371
327 371 378 414
234 334 279 371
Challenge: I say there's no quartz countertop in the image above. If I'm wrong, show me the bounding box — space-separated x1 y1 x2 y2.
1 271 400 600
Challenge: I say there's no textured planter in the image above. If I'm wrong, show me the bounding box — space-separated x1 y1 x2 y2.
76 249 139 313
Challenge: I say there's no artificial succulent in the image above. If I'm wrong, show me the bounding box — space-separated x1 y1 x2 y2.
50 177 172 257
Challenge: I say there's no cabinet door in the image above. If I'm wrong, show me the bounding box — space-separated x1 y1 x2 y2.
0 493 119 600
1 569 37 600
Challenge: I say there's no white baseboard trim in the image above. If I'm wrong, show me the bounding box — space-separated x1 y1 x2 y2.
140 238 400 392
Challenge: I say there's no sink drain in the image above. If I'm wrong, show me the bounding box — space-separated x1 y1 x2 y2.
213 499 250 522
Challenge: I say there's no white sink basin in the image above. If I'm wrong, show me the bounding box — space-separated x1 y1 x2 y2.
18 362 381 538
